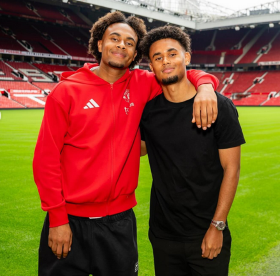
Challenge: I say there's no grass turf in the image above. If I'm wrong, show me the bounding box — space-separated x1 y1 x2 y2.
0 107 279 275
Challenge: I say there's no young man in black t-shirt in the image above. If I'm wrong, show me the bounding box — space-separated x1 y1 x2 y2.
139 26 245 276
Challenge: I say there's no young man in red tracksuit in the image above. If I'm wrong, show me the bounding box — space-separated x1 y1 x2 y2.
33 12 219 276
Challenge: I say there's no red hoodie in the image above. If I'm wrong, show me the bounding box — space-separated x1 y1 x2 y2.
33 63 218 227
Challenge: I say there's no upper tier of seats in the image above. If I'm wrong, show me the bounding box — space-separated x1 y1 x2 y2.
190 26 280 65
0 16 90 57
0 0 87 25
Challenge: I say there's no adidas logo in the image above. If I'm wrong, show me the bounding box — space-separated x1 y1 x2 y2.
84 99 99 109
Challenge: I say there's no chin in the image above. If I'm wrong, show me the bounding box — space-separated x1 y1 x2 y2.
162 75 179 85
108 61 126 69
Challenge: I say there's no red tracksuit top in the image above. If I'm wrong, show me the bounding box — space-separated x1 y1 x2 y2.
33 63 218 227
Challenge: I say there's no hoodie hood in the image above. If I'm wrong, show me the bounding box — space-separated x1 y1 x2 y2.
60 63 130 86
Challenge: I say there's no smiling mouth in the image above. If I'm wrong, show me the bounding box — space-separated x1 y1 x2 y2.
162 68 174 74
112 52 126 58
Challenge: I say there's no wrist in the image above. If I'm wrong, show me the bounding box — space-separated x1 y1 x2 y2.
211 220 226 231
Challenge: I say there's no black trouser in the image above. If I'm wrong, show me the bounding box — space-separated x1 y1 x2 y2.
39 209 138 276
149 228 231 276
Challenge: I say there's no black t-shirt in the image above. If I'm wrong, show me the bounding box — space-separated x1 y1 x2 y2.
140 92 245 242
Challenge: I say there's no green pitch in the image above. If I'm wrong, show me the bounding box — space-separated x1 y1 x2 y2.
0 108 279 275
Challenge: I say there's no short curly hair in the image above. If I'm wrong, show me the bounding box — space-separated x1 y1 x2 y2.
88 11 147 69
140 25 192 59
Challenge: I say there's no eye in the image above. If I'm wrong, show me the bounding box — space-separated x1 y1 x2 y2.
155 57 162 61
111 37 118 42
170 53 177 57
127 42 134 46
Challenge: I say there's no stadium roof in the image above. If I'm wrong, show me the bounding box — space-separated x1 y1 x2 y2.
76 0 280 30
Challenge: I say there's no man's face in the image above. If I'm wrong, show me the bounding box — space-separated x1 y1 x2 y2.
149 38 190 85
98 23 138 69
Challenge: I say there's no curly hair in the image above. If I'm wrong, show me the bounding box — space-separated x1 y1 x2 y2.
140 25 192 59
88 11 147 69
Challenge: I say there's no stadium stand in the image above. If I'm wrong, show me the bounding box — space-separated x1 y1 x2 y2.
32 82 57 92
6 61 52 82
32 63 74 80
0 0 280 108
223 72 265 94
238 27 279 64
232 93 268 106
0 94 25 108
0 81 40 91
263 94 280 106
248 71 280 93
11 95 45 108
0 0 37 18
258 32 280 62
0 60 23 81
0 0 88 25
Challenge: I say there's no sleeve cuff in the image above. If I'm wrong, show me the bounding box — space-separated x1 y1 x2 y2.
218 138 246 149
196 76 219 91
48 205 69 228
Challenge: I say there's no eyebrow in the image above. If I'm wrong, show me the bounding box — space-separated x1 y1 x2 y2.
109 32 136 43
152 48 178 58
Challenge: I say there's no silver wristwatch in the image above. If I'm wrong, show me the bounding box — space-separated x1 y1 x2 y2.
211 220 226 231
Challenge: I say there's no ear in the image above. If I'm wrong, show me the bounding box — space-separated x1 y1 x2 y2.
184 52 191 66
133 50 137 61
97 40 103 53
149 63 154 73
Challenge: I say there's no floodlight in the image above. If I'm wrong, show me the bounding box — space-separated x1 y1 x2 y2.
148 18 153 23
250 25 255 28
269 23 274 27
235 26 240 31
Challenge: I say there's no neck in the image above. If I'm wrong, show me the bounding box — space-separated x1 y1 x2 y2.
162 75 197 103
93 61 128 84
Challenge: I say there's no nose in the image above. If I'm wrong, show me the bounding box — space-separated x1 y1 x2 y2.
117 40 126 49
162 56 170 65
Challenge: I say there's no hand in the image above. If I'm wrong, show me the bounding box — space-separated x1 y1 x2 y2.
201 224 223 259
192 84 218 130
48 223 72 259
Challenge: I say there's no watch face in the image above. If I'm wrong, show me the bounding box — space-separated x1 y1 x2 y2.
217 222 226 230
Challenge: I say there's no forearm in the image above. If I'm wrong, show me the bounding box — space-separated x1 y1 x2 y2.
213 166 240 222
187 69 219 90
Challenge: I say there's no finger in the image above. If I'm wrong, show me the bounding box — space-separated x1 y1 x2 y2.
62 243 70 258
69 233 73 251
200 105 207 130
201 239 206 256
213 252 219 258
56 243 63 259
206 104 213 128
208 249 215 260
193 104 201 128
192 110 195 123
212 102 218 123
48 239 53 248
51 242 58 256
202 247 210 258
